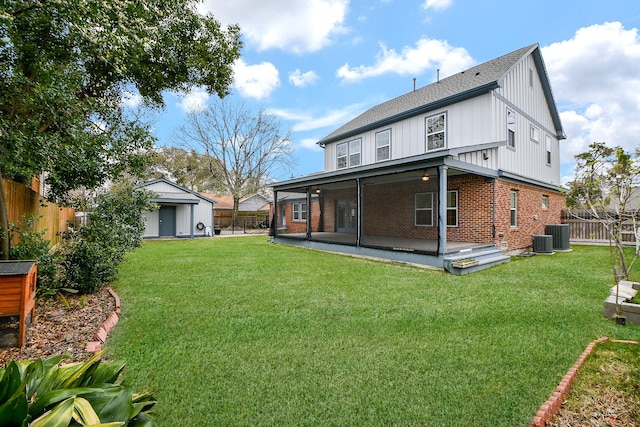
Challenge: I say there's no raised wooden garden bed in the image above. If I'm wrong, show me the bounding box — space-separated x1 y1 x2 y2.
0 260 37 347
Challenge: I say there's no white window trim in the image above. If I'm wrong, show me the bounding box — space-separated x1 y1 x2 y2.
507 110 516 149
542 195 549 210
447 190 458 227
545 135 552 165
375 129 391 162
425 112 446 152
415 191 458 227
510 191 518 228
530 125 539 143
415 192 435 227
292 202 307 222
336 138 362 169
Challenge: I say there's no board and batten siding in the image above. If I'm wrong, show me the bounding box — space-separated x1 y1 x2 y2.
492 53 561 186
323 92 496 172
142 180 215 238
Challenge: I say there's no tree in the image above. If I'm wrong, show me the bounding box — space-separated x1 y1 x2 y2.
177 97 295 224
0 0 242 258
565 142 640 286
148 146 226 192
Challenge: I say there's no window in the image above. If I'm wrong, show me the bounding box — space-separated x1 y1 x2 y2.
415 193 435 226
292 202 307 222
507 110 516 148
336 138 362 169
542 195 549 210
530 125 539 142
375 129 391 161
545 135 552 165
447 191 458 227
510 191 518 227
426 113 446 151
415 191 457 227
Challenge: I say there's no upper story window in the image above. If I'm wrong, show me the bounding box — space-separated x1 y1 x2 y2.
530 125 539 143
507 110 516 148
337 138 362 169
545 135 552 165
426 113 446 151
375 129 391 162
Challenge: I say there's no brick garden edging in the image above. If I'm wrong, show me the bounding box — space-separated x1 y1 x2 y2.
85 287 121 353
531 337 640 426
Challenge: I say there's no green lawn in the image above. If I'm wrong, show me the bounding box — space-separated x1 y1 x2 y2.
107 237 640 426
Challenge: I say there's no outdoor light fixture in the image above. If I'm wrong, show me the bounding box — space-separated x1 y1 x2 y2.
421 172 430 181
315 188 321 194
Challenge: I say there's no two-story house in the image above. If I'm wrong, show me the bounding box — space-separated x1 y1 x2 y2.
271 44 566 273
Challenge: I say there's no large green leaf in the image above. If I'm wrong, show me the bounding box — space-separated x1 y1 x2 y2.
94 389 132 422
0 392 28 427
30 397 75 427
71 396 101 425
0 362 23 404
28 387 105 417
85 362 125 386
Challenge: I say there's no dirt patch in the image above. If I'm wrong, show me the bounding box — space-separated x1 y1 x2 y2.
0 287 115 367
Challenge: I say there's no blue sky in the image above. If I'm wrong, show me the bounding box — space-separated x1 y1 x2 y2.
145 0 640 185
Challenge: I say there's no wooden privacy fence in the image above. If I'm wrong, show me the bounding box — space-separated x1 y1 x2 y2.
561 210 638 244
3 178 75 247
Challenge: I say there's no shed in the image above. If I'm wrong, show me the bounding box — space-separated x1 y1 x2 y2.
140 178 216 238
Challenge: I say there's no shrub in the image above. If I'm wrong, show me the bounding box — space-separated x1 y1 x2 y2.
0 352 157 426
56 183 154 294
4 214 58 295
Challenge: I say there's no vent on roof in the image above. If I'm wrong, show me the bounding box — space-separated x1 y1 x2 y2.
475 72 480 76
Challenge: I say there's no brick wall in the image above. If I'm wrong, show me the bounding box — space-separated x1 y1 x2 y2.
279 198 321 233
494 180 565 251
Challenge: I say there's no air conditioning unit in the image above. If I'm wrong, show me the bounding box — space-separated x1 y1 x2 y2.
533 234 553 254
545 224 570 251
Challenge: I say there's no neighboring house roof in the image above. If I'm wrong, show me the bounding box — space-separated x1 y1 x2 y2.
201 193 234 210
201 193 270 211
318 43 565 146
140 178 216 205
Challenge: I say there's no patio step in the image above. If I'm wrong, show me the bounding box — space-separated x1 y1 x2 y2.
443 246 510 275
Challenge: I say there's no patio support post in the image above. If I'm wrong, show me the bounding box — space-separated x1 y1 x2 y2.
273 190 278 237
438 165 448 254
306 188 312 240
357 178 362 247
190 204 195 239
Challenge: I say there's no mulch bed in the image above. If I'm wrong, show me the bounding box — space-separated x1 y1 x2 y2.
0 287 115 367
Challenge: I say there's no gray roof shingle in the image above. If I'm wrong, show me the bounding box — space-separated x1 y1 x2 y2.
319 44 539 145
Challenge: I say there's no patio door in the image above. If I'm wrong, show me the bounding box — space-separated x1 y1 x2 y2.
159 206 176 237
336 199 357 233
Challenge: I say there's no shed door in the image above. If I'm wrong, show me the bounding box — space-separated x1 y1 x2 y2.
159 206 176 237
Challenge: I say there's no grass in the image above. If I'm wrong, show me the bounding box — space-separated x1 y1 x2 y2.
107 237 640 426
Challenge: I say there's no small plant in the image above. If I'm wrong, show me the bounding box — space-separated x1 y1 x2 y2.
0 352 157 426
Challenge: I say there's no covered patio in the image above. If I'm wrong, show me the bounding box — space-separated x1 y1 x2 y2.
271 151 510 272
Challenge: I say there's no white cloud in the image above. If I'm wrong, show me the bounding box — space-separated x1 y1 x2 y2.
198 0 348 53
422 0 453 11
543 22 640 171
337 37 474 83
233 59 280 100
176 87 210 113
299 138 323 150
289 69 320 87
269 102 369 133
121 91 142 108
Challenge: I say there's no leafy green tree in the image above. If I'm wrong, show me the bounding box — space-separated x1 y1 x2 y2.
177 97 294 224
149 146 227 192
565 142 640 284
0 0 242 258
